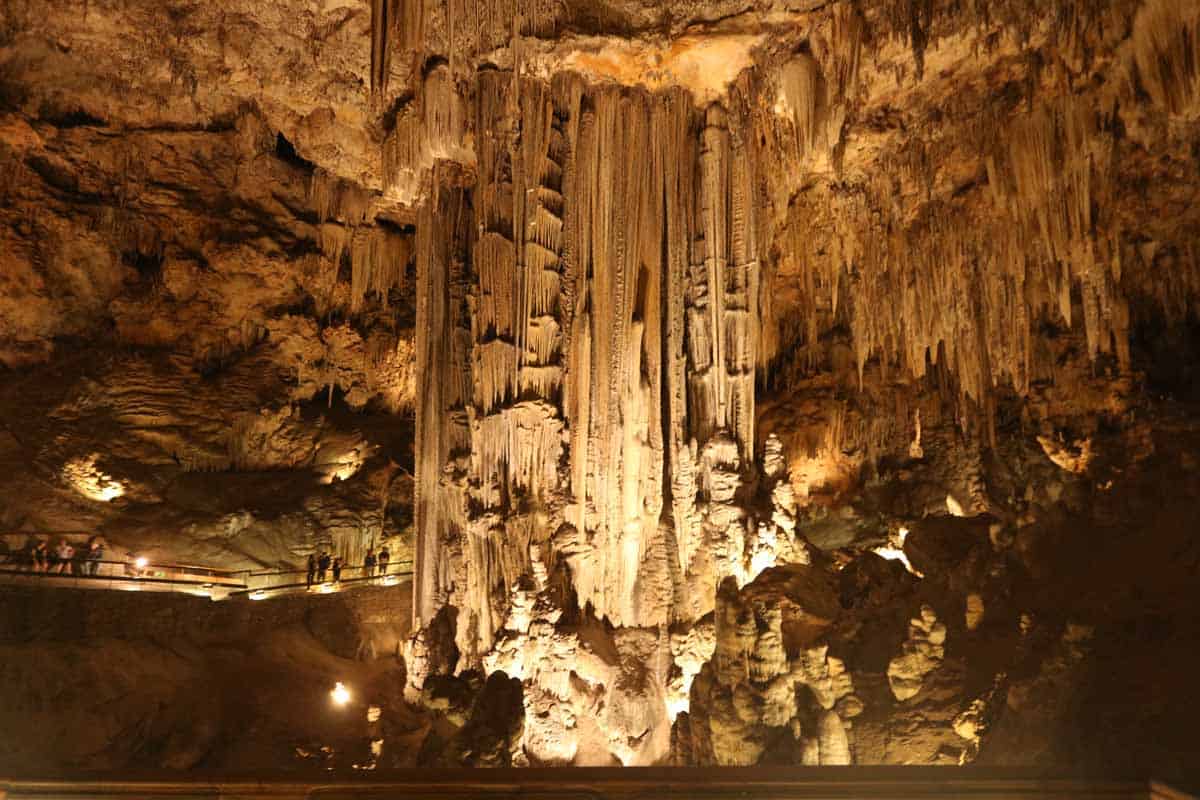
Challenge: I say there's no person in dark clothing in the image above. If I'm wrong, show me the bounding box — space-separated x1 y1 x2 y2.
32 540 48 573
306 554 317 587
377 547 390 576
364 548 377 578
86 537 104 576
317 551 331 583
71 546 87 576
332 557 342 582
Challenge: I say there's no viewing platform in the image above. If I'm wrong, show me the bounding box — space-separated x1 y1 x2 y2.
0 533 411 601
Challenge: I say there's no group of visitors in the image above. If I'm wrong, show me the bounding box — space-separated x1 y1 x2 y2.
304 545 391 588
306 551 343 586
364 546 390 576
7 536 106 576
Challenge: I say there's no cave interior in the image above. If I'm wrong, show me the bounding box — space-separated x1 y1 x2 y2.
1 0 1199 785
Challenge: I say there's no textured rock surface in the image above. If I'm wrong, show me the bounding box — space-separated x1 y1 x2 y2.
886 605 947 702
1 0 1200 782
0 583 416 772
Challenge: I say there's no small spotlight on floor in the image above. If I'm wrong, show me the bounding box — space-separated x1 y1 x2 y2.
331 681 351 707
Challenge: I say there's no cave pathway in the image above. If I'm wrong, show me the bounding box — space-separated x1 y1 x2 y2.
0 556 413 602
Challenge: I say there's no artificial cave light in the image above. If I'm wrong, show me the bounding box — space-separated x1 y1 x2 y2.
331 682 351 707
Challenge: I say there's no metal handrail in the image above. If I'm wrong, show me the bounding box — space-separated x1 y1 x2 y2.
0 554 412 581
0 557 246 583
0 557 413 600
229 568 415 599
0 566 247 591
241 563 413 591
238 561 414 578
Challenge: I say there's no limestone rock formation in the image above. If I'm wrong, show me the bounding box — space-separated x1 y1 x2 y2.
682 569 860 766
435 671 526 767
886 605 947 702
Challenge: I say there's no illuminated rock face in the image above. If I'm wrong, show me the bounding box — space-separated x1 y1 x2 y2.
2 0 1200 775
413 75 765 659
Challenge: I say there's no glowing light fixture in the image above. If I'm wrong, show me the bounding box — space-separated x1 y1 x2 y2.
331 681 351 707
250 590 267 600
134 557 148 569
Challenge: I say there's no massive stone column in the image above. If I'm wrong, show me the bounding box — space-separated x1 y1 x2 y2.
413 73 768 665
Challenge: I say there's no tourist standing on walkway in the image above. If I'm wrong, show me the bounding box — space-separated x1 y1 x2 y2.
306 553 317 587
32 540 48 572
377 546 389 576
364 548 376 577
86 537 104 576
55 540 74 574
317 551 331 583
332 556 342 582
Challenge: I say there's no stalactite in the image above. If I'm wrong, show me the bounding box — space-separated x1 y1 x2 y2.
764 85 1127 412
369 0 393 97
778 55 824 161
413 174 471 629
382 63 465 202
1130 0 1200 117
414 72 770 658
310 169 372 225
350 226 410 312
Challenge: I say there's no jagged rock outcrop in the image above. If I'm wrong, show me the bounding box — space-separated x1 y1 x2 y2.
435 671 526 766
682 569 861 766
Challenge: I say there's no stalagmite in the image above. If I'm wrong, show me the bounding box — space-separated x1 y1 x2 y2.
887 605 947 702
